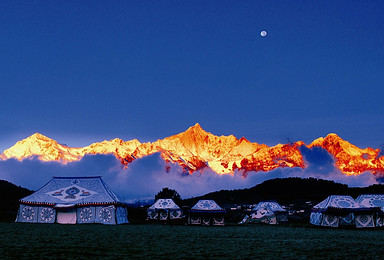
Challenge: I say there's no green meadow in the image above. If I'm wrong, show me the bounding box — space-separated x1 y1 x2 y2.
1 223 384 259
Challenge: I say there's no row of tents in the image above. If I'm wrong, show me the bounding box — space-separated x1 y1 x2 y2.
147 198 226 226
239 195 384 228
14 176 384 228
15 176 227 226
310 195 384 228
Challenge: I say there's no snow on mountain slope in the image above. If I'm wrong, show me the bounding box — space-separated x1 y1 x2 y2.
1 133 83 163
308 133 383 175
1 125 383 176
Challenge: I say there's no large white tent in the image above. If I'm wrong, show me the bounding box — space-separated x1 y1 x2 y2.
310 195 378 228
240 201 287 225
147 199 183 221
188 200 226 226
16 177 128 225
355 194 384 227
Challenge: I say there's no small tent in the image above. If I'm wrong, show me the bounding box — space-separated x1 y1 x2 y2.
147 199 183 221
355 194 384 227
240 201 287 225
310 195 378 228
16 177 128 225
188 200 226 226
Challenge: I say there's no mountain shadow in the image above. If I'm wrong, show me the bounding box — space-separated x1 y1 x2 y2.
0 180 33 222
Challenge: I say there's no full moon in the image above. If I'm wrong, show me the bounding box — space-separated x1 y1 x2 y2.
260 30 267 37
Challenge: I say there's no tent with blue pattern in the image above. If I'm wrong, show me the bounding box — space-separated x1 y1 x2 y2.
310 195 379 228
239 201 287 225
188 200 226 226
16 177 128 225
147 199 183 221
356 194 384 227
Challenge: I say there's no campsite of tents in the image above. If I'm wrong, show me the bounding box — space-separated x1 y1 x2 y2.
7 177 384 228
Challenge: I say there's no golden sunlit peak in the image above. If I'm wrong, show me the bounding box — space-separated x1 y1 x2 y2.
189 123 204 131
30 132 49 139
239 137 250 143
25 132 56 143
183 123 209 136
309 133 343 147
325 133 343 140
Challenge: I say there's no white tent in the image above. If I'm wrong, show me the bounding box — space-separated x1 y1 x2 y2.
310 195 378 228
240 201 287 225
356 194 384 227
16 177 128 225
147 199 183 221
188 200 226 226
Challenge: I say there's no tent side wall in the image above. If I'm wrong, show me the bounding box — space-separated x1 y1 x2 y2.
355 213 375 228
76 205 129 225
320 214 339 227
310 210 376 228
376 213 384 227
116 206 129 224
310 210 339 227
16 204 56 223
16 203 128 225
147 208 183 221
188 214 201 225
275 211 288 223
309 211 323 226
188 211 225 226
147 209 158 220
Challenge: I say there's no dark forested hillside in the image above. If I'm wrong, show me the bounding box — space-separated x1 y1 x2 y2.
183 178 384 207
0 180 33 222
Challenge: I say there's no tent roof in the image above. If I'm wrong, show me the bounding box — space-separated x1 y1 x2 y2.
148 199 181 210
253 201 286 212
190 200 225 212
20 177 124 206
313 195 364 210
356 194 384 211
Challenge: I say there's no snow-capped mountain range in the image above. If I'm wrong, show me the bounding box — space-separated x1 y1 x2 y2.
1 123 383 176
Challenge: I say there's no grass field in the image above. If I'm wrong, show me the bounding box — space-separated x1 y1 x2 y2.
1 223 384 259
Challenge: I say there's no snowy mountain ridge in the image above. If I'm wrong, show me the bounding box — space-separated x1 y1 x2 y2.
1 124 383 176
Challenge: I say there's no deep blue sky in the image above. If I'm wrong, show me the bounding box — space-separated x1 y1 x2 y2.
1 0 383 151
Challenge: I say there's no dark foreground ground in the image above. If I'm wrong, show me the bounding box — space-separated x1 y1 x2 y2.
1 223 384 259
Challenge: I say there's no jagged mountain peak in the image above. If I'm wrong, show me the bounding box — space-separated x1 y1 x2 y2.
191 122 203 129
322 133 346 143
182 123 210 137
238 136 250 144
25 132 56 142
310 133 343 145
309 133 358 152
10 133 63 151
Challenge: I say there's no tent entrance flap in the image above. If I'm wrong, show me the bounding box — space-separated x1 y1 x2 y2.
57 210 77 224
